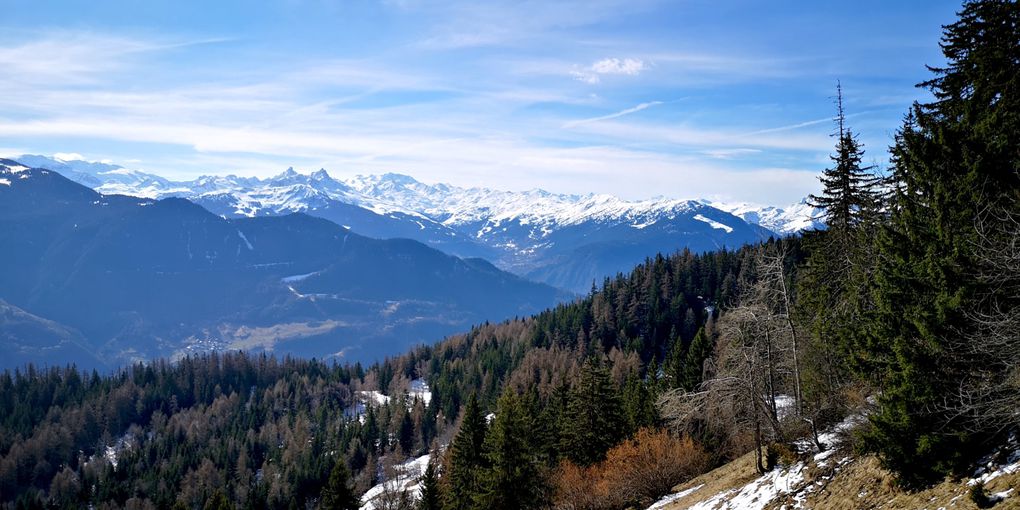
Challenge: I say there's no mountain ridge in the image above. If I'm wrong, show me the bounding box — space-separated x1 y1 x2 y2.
0 158 566 369
13 154 822 292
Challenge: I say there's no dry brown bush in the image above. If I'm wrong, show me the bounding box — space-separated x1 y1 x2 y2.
551 428 711 510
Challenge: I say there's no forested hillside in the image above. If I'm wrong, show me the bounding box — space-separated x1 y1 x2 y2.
1 1 1017 509
0 237 771 509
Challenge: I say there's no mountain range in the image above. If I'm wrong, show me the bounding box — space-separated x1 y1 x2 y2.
0 158 566 370
14 155 822 293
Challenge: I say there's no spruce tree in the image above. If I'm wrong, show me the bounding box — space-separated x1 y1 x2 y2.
474 390 544 510
418 461 442 510
560 358 626 466
865 0 1020 488
320 460 359 510
680 327 712 391
443 394 487 510
808 83 882 238
398 410 415 457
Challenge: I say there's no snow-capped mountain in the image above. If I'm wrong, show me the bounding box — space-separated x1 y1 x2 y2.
15 155 817 292
0 158 566 369
706 199 823 235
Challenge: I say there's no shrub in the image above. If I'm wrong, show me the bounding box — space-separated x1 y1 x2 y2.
551 429 711 510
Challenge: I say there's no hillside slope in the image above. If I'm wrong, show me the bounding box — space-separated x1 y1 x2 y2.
651 425 1020 510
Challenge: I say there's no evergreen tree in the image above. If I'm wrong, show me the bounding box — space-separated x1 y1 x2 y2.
418 461 442 510
663 333 686 389
622 372 658 433
808 83 882 238
560 358 626 466
443 395 487 510
320 460 360 510
865 0 1020 488
474 390 545 510
398 410 415 457
680 327 712 391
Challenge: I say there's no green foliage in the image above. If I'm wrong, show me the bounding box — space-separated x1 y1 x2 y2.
561 358 626 466
321 460 360 510
418 460 442 510
474 390 546 510
443 395 487 510
863 0 1020 488
681 327 712 391
204 490 234 510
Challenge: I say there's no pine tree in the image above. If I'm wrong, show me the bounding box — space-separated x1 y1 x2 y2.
418 460 442 510
443 394 487 510
560 358 626 466
865 0 1020 488
320 460 360 510
474 390 545 510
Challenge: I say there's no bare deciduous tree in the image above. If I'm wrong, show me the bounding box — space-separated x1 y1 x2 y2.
944 206 1020 433
658 244 801 473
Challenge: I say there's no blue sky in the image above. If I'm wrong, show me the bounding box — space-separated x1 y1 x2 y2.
0 0 960 204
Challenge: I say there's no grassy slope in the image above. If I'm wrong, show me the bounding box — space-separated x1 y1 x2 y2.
659 444 1019 510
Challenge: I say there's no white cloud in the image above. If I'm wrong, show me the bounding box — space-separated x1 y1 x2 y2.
571 57 648 84
591 57 646 75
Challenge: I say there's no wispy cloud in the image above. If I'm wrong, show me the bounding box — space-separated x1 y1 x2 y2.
702 148 762 160
562 101 662 128
0 31 229 85
0 0 940 207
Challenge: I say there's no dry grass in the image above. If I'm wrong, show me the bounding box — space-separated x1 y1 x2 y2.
769 455 1020 510
657 449 763 509
656 449 1020 510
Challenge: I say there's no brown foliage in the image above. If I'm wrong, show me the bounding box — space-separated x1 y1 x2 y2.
551 429 710 510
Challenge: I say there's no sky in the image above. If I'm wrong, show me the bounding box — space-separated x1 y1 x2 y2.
0 0 962 205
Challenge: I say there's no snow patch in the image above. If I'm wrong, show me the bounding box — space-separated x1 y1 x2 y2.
360 454 431 510
237 230 254 250
281 271 321 283
969 431 1020 486
690 463 805 510
693 214 734 233
358 390 392 407
646 483 704 509
408 379 432 406
0 178 9 186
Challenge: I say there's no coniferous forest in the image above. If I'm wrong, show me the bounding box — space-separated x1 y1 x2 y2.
1 1 1018 509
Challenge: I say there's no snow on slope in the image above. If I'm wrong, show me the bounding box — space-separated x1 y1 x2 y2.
15 155 819 249
708 199 823 235
647 416 1020 510
360 454 431 510
346 172 706 235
